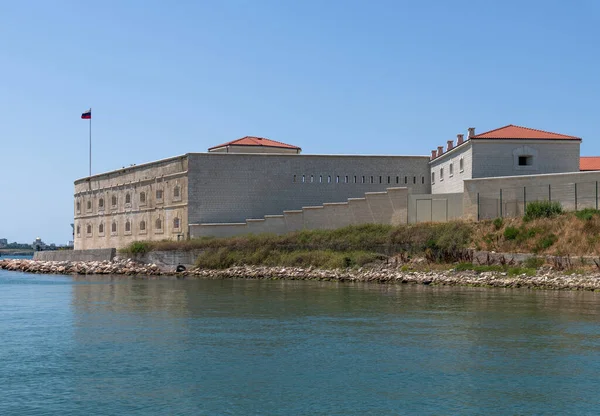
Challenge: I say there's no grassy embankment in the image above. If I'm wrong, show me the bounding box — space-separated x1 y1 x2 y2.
121 202 600 272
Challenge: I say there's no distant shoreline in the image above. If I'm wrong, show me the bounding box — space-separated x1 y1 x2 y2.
0 249 34 256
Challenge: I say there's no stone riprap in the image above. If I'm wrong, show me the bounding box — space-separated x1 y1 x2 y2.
3 259 600 291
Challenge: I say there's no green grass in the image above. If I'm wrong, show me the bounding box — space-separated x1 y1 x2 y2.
575 208 600 221
524 201 563 222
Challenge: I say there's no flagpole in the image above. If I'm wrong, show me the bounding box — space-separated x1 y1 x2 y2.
89 107 92 178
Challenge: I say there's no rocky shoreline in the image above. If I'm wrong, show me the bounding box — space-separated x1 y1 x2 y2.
2 258 600 291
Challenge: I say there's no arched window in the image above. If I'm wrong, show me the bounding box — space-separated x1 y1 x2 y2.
173 186 180 198
140 220 146 231
86 224 92 234
125 220 131 232
99 198 104 209
99 223 104 233
155 218 162 229
87 200 92 210
76 202 81 212
76 225 81 236
139 192 146 204
112 195 117 207
112 222 117 233
173 217 180 229
125 193 131 204
459 158 464 172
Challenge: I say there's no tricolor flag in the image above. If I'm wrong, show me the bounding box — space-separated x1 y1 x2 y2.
81 109 91 119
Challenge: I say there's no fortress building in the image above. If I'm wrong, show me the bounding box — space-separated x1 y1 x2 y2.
74 125 595 250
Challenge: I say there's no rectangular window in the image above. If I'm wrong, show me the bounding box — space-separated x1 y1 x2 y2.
336 175 340 183
354 176 357 183
328 176 331 183
379 176 382 184
310 175 314 183
293 175 296 183
362 176 365 184
345 175 348 183
432 172 435 184
422 176 425 184
518 156 533 166
387 176 390 184
460 158 464 172
319 175 323 183
440 168 444 180
396 176 399 184
370 176 374 184
302 175 305 183
404 176 407 184
413 176 416 184
449 163 454 176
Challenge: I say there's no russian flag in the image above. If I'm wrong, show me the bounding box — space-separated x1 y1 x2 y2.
81 109 91 119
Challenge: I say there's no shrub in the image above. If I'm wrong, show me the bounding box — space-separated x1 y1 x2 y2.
575 208 600 221
524 256 545 269
504 226 519 240
524 201 563 221
537 233 558 251
493 218 504 230
125 241 153 254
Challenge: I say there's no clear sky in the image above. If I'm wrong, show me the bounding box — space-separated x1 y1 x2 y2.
1 0 599 244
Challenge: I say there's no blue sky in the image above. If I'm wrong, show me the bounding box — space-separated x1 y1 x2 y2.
1 0 599 244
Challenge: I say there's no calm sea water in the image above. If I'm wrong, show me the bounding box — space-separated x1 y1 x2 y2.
1 269 600 415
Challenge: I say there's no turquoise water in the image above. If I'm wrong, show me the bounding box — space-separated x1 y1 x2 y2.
1 269 600 415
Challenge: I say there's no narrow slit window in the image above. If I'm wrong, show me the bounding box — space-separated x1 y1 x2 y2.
387 176 390 184
404 176 407 184
345 175 348 183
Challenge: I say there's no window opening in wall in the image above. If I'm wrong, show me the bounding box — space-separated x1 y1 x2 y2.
459 158 464 172
156 189 163 200
174 217 180 229
111 222 117 233
354 176 357 183
140 220 146 231
173 186 180 198
431 172 435 184
99 198 104 209
302 175 305 183
319 175 322 183
155 219 162 229
328 176 331 183
125 220 131 232
440 168 444 180
112 195 117 207
379 176 382 184
310 175 314 183
140 192 146 203
345 175 348 183
362 176 365 184
450 163 454 176
336 176 339 183
76 225 80 236
125 193 131 204
413 176 416 184
76 202 81 212
421 176 425 184
387 176 390 184
99 223 104 233
404 176 408 184
293 175 296 183
396 176 399 184
87 200 91 210
518 155 533 166
370 176 374 184
86 224 92 234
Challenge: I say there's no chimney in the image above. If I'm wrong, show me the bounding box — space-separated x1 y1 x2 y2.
447 140 454 151
457 134 464 145
431 150 437 159
468 127 476 138
437 146 444 156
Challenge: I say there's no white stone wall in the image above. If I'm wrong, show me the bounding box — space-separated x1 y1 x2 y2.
471 140 580 179
74 156 189 250
430 143 473 194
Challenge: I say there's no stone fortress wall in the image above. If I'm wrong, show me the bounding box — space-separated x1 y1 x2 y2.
73 156 189 250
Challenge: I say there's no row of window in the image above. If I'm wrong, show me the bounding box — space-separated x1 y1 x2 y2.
432 159 465 184
76 186 181 214
293 175 425 185
76 218 181 237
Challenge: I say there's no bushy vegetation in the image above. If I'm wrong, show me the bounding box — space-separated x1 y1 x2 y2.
575 208 600 221
524 201 563 221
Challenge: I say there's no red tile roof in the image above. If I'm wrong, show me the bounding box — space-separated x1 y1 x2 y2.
471 125 580 140
580 157 600 171
209 136 301 151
